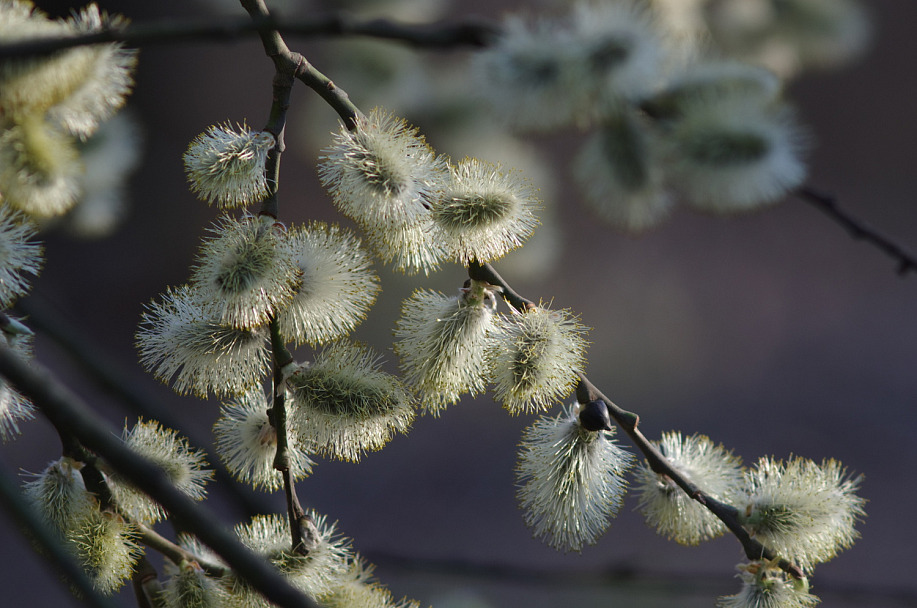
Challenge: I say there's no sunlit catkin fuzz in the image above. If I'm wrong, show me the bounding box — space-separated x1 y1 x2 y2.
22 457 96 537
0 114 82 218
516 402 633 551
634 431 744 545
213 389 314 491
318 556 421 608
361 212 447 275
46 5 137 140
394 283 499 414
430 158 539 265
490 306 588 415
230 512 351 602
136 284 270 397
738 456 865 573
717 561 819 608
184 123 275 208
318 108 447 229
275 222 380 347
666 99 807 213
105 420 212 525
0 319 35 440
0 202 42 307
286 340 415 462
573 108 673 233
69 508 142 594
189 214 298 329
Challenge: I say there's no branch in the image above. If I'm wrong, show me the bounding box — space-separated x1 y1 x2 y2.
0 345 321 608
796 185 917 276
471 260 805 579
0 13 497 59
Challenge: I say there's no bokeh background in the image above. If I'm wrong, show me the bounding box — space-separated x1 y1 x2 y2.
2 1 917 606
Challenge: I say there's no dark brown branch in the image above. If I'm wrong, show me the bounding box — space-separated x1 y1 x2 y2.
0 13 497 59
268 319 310 555
0 345 321 608
796 185 917 276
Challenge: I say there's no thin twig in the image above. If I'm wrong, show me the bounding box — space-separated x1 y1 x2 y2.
797 185 917 276
469 260 805 579
0 344 321 608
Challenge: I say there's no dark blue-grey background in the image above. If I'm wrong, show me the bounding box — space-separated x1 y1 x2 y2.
2 1 916 606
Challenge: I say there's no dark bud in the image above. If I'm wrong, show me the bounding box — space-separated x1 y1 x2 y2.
579 399 613 432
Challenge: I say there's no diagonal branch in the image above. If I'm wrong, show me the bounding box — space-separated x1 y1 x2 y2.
796 185 917 276
0 344 321 608
469 260 805 579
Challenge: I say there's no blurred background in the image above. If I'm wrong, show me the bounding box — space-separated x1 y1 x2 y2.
2 0 917 606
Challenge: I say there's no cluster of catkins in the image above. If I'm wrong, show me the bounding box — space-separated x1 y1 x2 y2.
4 0 870 606
1 1 129 439
471 0 868 233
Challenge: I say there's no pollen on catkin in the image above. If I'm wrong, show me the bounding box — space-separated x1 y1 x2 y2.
430 158 540 265
230 512 352 602
105 420 212 524
136 284 270 397
0 203 42 306
738 456 865 573
213 389 315 491
188 214 299 329
318 108 447 229
516 402 633 552
184 123 275 208
393 284 499 415
68 508 142 594
275 222 380 347
634 431 744 545
489 305 588 415
286 340 415 462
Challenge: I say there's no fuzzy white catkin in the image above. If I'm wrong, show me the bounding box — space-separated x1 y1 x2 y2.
136 284 271 397
274 222 380 347
634 431 744 545
184 123 275 208
516 403 633 551
430 157 540 265
286 340 415 462
188 214 299 330
214 389 314 491
738 456 865 573
394 285 498 414
489 306 588 415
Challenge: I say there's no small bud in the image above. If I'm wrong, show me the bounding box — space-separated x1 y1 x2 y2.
578 399 612 431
